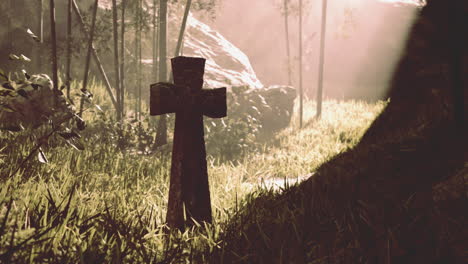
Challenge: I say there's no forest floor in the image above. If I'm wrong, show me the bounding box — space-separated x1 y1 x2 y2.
212 92 467 263
0 84 385 263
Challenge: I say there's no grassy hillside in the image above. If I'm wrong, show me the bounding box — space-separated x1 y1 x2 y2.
210 1 467 263
0 83 384 263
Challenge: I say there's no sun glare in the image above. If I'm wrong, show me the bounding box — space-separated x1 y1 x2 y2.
333 0 422 100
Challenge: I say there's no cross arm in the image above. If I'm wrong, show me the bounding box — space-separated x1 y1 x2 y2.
151 83 226 118
199 87 227 118
150 82 181 115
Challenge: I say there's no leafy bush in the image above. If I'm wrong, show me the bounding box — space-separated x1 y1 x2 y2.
81 114 160 155
205 85 296 161
0 67 84 176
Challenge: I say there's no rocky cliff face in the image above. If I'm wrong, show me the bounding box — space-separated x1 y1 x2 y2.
183 14 263 89
1 1 295 130
142 12 265 89
0 0 264 90
85 0 265 89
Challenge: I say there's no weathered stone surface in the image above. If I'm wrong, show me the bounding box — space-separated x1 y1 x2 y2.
150 57 227 230
231 85 296 132
182 14 263 89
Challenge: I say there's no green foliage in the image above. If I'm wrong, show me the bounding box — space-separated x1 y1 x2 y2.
82 114 160 154
205 86 296 161
0 98 384 262
1 68 66 128
205 86 263 161
0 68 85 173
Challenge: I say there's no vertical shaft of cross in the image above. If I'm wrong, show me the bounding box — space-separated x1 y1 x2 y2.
166 57 212 229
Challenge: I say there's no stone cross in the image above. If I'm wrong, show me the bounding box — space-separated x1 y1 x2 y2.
150 56 227 230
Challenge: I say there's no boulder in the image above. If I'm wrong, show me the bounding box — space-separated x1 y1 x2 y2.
231 85 296 132
183 14 264 89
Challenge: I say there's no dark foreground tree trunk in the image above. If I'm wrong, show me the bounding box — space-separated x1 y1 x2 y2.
449 0 465 132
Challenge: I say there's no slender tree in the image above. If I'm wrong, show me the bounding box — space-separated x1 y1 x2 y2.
36 0 44 72
155 4 160 79
8 0 11 52
155 0 168 147
138 0 143 121
134 0 143 121
316 0 328 119
120 0 126 117
299 0 303 128
40 0 43 43
72 0 119 112
79 0 99 117
49 0 58 108
158 0 167 83
49 0 59 102
66 0 73 102
284 0 292 86
133 0 139 120
180 38 185 55
168 0 192 83
152 0 158 82
175 0 192 57
112 0 122 120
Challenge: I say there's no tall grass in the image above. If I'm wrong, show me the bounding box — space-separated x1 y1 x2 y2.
0 81 385 262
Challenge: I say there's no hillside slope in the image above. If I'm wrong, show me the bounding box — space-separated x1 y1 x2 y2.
212 0 467 263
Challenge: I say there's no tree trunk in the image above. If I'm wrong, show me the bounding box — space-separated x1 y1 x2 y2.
284 0 292 86
72 0 119 113
120 0 126 117
39 0 44 43
138 0 143 121
134 1 138 120
79 0 99 117
168 0 192 83
152 0 158 82
49 0 59 102
155 5 160 80
8 0 11 54
175 0 192 57
134 0 142 121
112 0 121 120
449 0 465 132
316 0 328 119
155 0 168 147
180 38 185 55
36 0 44 72
299 0 303 128
158 0 167 83
66 0 72 102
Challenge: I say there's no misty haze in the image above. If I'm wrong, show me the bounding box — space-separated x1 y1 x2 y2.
0 0 466 263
